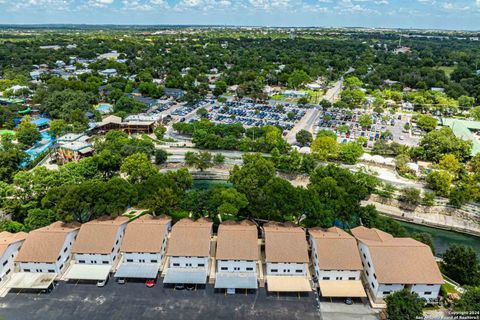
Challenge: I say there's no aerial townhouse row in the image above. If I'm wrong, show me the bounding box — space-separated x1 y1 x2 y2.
0 215 443 304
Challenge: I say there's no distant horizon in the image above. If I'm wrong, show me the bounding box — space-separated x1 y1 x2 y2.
0 23 479 33
1 0 480 31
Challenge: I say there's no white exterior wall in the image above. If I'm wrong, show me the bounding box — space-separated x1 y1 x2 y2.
169 256 209 270
122 221 170 265
0 242 23 282
310 237 360 281
217 260 256 274
124 252 162 263
18 230 78 274
75 224 127 265
359 242 440 301
317 270 361 281
266 262 307 275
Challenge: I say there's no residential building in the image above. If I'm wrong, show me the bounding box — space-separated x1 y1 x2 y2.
15 222 80 274
309 227 366 298
0 232 27 284
64 217 129 282
263 222 311 292
163 218 213 285
115 215 171 280
99 68 118 78
164 88 185 99
54 133 94 164
351 226 443 303
214 220 259 291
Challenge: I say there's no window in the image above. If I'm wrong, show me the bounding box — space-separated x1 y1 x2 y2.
48 269 55 273
373 273 377 279
23 269 30 272
57 256 61 261
79 260 85 264
271 269 278 272
64 247 68 253
363 253 366 259
365 270 369 276
173 263 180 267
5 269 10 275
198 263 205 267
127 259 133 263
348 277 356 280
221 267 228 271
2 260 7 266
427 284 434 286
367 262 371 268
151 260 158 263
102 261 109 264
322 277 330 280
383 291 391 295
246 267 253 271
295 270 302 273
371 282 375 289
336 277 342 280
424 292 432 295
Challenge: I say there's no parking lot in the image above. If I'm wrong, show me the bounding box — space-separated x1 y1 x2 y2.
0 281 324 320
316 109 421 147
320 298 379 320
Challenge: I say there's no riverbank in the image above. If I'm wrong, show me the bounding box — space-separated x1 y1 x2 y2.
362 197 480 237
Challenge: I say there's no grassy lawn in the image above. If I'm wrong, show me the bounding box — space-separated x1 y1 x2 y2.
441 282 458 294
271 94 285 100
305 89 323 104
436 66 456 79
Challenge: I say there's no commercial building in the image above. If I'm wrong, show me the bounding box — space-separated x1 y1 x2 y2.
54 133 94 164
0 232 27 284
115 215 171 281
163 218 213 285
263 222 311 292
214 220 259 291
352 226 443 303
64 216 129 282
309 227 366 298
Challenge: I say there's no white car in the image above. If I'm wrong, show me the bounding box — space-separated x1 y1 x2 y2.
97 277 108 287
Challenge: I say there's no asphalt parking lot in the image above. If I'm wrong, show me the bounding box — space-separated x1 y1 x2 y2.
0 281 323 320
320 298 380 320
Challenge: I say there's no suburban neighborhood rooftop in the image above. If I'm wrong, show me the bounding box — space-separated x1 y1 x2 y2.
120 214 171 254
216 220 259 261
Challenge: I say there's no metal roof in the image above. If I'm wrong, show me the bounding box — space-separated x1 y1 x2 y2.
163 268 207 284
266 276 312 292
214 272 258 289
114 263 160 279
6 272 56 289
318 280 367 298
63 264 111 281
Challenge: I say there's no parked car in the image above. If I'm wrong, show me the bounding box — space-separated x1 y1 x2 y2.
175 284 185 290
146 279 156 288
117 278 126 285
345 298 353 305
97 277 108 287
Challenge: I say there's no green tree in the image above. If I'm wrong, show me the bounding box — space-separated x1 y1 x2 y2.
196 107 208 118
288 70 311 89
154 149 168 165
416 115 438 132
412 232 435 254
417 127 472 162
311 136 339 161
0 220 24 232
358 114 372 128
16 117 41 147
442 245 480 286
426 170 453 197
454 286 480 312
213 153 225 165
296 129 313 147
399 187 421 206
339 142 364 164
438 153 461 175
24 208 60 231
422 192 436 206
49 119 71 138
154 125 167 140
385 289 424 320
120 152 158 184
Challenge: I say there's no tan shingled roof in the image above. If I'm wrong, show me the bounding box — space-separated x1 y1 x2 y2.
309 227 363 271
351 226 393 242
120 215 171 253
166 218 212 257
351 227 443 285
71 216 129 254
264 223 309 263
216 220 259 261
0 231 28 258
15 222 80 263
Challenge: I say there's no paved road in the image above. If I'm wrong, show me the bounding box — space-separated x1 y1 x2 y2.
285 79 343 145
0 282 321 320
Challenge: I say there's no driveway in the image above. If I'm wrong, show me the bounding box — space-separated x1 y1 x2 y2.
0 281 321 320
320 298 379 320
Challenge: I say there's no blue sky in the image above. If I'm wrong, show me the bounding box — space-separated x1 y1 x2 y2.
0 0 479 30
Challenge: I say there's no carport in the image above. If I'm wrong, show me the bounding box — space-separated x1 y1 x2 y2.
214 272 258 289
163 268 208 284
266 276 311 292
63 264 111 281
318 280 367 298
114 263 160 279
6 272 56 290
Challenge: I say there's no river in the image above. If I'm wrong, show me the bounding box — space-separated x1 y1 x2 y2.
399 221 480 256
